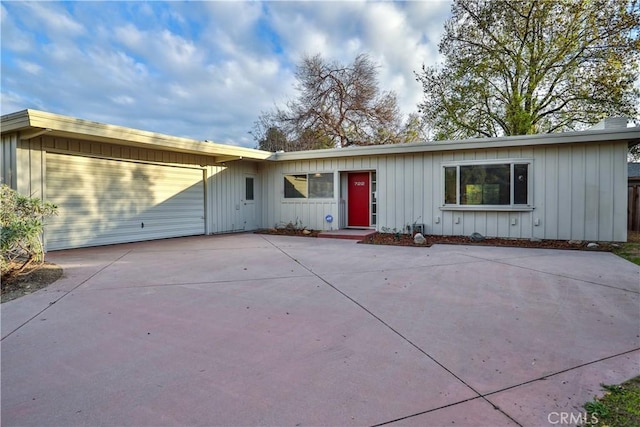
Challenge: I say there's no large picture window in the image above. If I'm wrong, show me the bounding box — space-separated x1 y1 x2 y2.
284 173 334 199
443 161 530 207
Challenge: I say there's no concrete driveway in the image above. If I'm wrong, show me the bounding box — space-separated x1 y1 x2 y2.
1 233 638 426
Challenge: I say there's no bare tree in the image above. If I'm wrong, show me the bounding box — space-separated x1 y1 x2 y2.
253 54 406 150
250 113 290 152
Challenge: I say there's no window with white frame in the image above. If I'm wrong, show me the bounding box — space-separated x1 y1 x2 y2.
443 161 530 207
284 173 334 199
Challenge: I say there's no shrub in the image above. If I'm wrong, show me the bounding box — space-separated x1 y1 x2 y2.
1 184 57 281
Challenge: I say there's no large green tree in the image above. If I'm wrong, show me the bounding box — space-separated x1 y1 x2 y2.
416 0 640 140
253 54 422 151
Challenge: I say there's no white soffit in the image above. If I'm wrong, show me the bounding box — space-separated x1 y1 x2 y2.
3 109 638 163
270 127 640 161
0 109 272 162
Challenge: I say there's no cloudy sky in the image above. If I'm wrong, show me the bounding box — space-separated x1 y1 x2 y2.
1 1 452 148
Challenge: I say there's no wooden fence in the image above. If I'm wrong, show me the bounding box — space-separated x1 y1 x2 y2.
629 183 640 231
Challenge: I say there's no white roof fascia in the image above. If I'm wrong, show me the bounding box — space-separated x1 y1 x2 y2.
4 109 637 163
269 127 640 161
0 109 32 132
1 109 272 161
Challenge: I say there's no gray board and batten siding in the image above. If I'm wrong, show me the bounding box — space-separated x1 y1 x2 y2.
264 134 631 242
629 163 640 232
2 109 639 249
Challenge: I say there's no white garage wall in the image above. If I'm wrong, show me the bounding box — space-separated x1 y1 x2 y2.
7 135 263 244
1 133 19 188
207 161 260 233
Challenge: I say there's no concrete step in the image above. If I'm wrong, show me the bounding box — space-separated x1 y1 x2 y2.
317 229 377 241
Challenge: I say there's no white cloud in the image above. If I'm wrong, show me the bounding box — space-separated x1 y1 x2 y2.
113 24 145 50
0 90 43 116
16 60 42 75
266 2 364 61
19 2 85 38
111 95 135 106
357 1 451 113
159 30 203 70
0 4 35 52
88 48 149 85
264 1 452 116
42 42 79 62
0 1 452 147
112 24 204 76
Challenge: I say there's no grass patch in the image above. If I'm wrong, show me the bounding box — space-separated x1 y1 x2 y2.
583 376 640 426
582 234 639 424
613 230 640 265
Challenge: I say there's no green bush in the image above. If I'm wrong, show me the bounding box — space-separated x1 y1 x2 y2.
1 184 57 280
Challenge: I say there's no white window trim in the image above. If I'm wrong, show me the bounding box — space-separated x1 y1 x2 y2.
440 159 534 211
282 172 336 201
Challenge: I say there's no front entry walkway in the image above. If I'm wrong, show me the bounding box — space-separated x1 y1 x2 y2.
2 233 638 426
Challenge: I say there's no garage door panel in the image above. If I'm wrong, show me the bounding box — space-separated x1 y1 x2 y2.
44 194 206 208
45 153 205 250
46 216 204 234
47 224 204 248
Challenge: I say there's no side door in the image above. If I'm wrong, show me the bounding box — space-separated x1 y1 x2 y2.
242 174 257 230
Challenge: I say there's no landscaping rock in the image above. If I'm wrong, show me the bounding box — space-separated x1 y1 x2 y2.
302 229 311 235
568 240 583 245
469 232 485 242
587 242 599 248
413 233 426 244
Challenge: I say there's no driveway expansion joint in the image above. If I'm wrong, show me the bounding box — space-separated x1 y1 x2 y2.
481 347 640 399
377 348 640 427
1 250 132 341
4 235 637 426
463 253 640 294
261 235 524 425
370 395 523 426
77 274 316 292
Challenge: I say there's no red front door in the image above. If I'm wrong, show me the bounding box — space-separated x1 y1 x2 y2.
348 172 370 227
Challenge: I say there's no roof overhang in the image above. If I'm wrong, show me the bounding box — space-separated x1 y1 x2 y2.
0 109 272 164
3 109 638 164
269 126 640 161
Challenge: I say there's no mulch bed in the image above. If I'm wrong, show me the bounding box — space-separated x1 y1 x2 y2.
255 228 321 237
361 232 619 251
257 228 619 251
1 261 63 303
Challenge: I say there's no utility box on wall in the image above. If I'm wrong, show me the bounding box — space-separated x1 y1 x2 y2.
411 224 425 235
